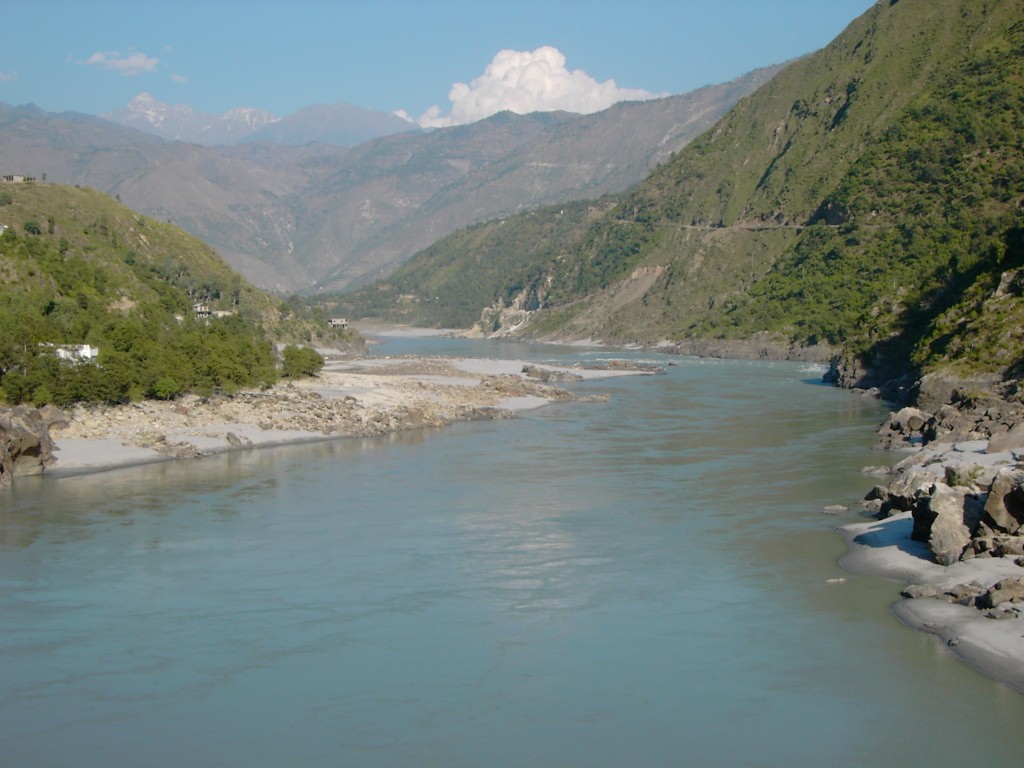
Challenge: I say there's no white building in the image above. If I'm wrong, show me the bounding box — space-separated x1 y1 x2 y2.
50 344 100 362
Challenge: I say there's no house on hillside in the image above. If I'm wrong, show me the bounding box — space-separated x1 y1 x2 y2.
328 317 349 329
44 344 100 363
1 175 36 183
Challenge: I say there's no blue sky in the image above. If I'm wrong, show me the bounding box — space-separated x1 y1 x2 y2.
2 1 876 125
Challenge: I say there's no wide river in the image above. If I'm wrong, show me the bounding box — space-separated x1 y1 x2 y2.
2 336 1023 767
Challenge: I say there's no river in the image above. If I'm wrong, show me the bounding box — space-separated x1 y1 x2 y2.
2 337 1022 767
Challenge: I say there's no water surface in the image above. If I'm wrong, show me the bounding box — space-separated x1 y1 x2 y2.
2 340 1022 767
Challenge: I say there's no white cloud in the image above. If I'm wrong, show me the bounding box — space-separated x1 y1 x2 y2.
81 50 159 77
170 73 187 84
417 46 662 128
0 71 16 82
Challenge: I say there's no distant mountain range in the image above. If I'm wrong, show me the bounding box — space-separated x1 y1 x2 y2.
0 64 781 292
102 92 417 147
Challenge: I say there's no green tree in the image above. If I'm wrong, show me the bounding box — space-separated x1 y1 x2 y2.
31 384 53 407
280 345 324 379
150 376 182 400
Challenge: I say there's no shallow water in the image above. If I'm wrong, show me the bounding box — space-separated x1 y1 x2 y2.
3 339 1023 767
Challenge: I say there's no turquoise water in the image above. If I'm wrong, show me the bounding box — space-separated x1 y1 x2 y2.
2 339 1023 767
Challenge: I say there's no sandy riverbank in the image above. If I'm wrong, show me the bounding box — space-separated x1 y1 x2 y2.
839 437 1024 693
46 354 645 479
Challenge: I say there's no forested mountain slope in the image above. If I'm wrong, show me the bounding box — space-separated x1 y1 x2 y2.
0 183 348 405
346 0 1024 396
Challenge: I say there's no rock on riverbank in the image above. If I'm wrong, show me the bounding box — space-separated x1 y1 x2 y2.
842 396 1024 691
868 405 1024 566
0 405 62 486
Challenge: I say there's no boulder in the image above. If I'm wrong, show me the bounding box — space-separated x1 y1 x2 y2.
976 576 1024 610
986 423 1024 453
944 463 982 488
0 406 57 486
982 468 1024 535
37 404 70 430
893 407 930 434
886 471 938 513
901 584 944 599
946 582 986 603
911 482 984 565
878 407 931 447
992 536 1024 557
521 364 583 383
864 484 889 501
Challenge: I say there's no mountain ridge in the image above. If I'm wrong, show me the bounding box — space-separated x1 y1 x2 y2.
101 93 416 147
0 65 781 292
339 0 1024 395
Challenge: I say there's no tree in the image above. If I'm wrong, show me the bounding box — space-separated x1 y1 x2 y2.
150 376 182 400
280 345 324 379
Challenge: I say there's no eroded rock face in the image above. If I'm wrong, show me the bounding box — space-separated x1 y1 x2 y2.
0 406 56 487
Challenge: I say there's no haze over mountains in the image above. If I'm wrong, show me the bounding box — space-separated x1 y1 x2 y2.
0 65 780 293
102 93 417 147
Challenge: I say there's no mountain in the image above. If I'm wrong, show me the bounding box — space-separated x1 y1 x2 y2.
0 65 779 293
342 0 1024 393
289 65 785 292
102 93 415 147
242 102 417 146
0 102 320 289
103 93 281 145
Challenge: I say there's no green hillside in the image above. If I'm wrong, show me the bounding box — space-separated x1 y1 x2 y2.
0 183 350 405
341 0 1024 394
334 197 617 328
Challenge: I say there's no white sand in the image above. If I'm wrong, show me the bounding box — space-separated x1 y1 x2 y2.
47 438 169 477
446 357 648 379
841 512 1024 691
48 428 338 478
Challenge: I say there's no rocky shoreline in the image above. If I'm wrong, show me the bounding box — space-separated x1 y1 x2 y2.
839 389 1024 692
2 354 642 481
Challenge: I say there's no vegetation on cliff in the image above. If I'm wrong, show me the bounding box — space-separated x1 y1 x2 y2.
0 183 350 405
